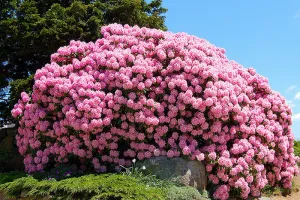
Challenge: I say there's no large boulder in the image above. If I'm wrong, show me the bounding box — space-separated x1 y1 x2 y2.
136 156 207 191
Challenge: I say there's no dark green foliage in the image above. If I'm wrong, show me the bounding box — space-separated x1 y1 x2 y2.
103 0 167 30
0 173 166 200
30 164 83 181
0 149 17 172
0 0 167 121
7 75 34 121
294 140 300 157
0 171 27 185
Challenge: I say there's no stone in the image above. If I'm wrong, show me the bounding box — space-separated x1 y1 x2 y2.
136 156 207 191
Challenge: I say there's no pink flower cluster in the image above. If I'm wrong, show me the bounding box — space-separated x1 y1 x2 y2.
12 24 299 199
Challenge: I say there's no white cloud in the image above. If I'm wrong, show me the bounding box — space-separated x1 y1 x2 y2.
292 113 300 121
295 92 300 100
287 85 297 93
287 100 296 108
294 10 300 18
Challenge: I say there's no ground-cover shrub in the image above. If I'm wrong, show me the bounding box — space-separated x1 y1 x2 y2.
0 170 210 200
0 173 167 200
12 24 299 199
166 186 208 200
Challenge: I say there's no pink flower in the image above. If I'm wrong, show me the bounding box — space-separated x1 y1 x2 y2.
205 98 214 106
196 153 205 161
78 149 86 157
208 152 217 160
137 152 145 160
206 164 213 172
167 150 175 158
21 92 30 102
34 157 41 164
153 149 160 157
41 156 49 164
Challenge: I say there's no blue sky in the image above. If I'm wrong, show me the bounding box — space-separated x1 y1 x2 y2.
162 0 300 138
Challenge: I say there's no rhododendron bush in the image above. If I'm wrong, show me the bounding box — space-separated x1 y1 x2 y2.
12 24 299 199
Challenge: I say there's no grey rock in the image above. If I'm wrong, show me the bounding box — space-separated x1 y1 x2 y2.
136 156 207 191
